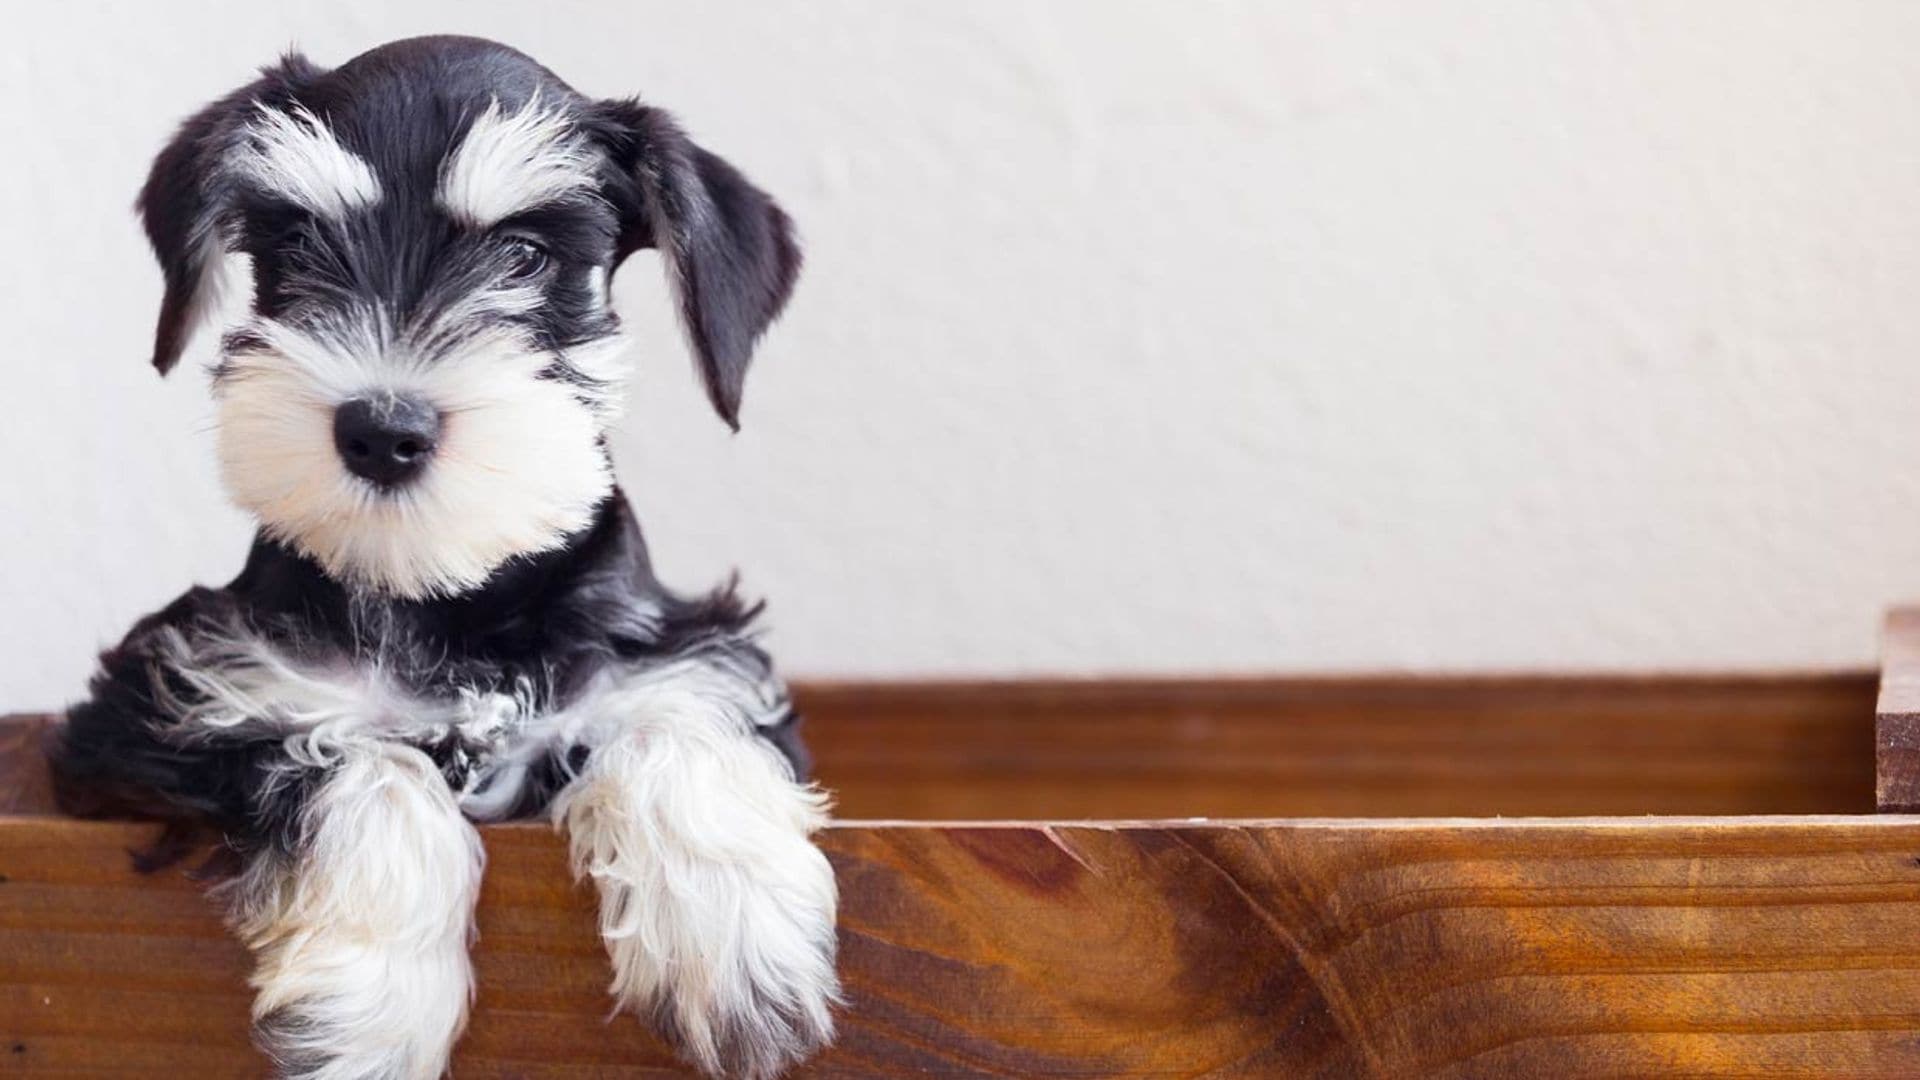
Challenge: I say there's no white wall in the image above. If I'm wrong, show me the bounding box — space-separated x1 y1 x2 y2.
6 2 1920 708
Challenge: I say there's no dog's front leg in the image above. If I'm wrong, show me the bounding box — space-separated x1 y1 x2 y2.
548 663 839 1079
229 740 483 1080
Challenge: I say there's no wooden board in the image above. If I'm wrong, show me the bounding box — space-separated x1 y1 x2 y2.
0 667 1896 1076
800 674 1877 818
1878 607 1920 811
6 814 1920 1076
18 669 1875 822
0 716 51 817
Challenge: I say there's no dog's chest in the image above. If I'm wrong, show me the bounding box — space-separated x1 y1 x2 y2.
156 616 549 758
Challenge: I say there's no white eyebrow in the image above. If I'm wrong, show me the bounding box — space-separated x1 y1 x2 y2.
437 97 599 227
231 105 381 218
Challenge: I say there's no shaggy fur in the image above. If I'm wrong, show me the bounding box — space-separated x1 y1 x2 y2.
56 35 831 1080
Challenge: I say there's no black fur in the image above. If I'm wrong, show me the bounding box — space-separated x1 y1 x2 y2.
56 495 810 858
138 35 797 426
138 56 319 375
592 99 803 429
62 44 826 1075
69 34 814 846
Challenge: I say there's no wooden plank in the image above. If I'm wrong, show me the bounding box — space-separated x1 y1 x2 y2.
0 716 52 817
1878 607 1920 811
6 815 1920 1076
8 671 1879 821
798 673 1879 817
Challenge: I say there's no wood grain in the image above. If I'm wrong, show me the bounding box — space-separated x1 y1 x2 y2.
0 715 52 816
0 672 1894 1074
7 815 1920 1076
799 674 1876 819
1878 607 1920 811
0 671 1882 821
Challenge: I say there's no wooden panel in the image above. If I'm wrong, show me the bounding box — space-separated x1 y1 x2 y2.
0 716 52 817
0 671 1881 821
6 815 1920 1076
1878 607 1920 811
799 675 1875 818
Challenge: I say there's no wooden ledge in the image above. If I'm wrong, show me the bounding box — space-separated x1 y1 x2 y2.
800 673 1877 818
8 812 1920 1075
4 672 1883 821
0 665 1903 1075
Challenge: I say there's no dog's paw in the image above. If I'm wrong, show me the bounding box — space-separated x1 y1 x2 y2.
597 831 840 1079
230 744 483 1080
557 738 840 1078
603 854 840 1078
254 995 463 1080
645 941 839 1080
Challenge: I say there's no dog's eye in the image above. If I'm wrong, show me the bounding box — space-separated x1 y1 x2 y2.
500 237 551 281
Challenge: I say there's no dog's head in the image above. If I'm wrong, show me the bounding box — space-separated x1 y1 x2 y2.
139 36 799 599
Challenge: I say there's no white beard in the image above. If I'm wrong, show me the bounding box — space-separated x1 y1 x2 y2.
214 310 629 599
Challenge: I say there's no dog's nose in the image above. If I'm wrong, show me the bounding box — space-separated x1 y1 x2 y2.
333 396 440 487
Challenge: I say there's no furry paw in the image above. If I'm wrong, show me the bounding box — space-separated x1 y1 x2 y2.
557 733 840 1079
642 910 840 1080
230 744 483 1080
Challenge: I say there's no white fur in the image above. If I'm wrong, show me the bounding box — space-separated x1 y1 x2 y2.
539 662 840 1080
214 309 626 599
169 238 253 369
232 105 381 219
562 326 639 419
150 623 835 1075
225 740 483 1080
151 622 526 775
438 98 599 227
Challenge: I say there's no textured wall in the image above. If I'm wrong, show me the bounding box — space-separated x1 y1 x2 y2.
5 2 1920 708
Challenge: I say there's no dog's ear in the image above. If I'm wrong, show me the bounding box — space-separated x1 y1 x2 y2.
593 101 801 430
138 54 321 375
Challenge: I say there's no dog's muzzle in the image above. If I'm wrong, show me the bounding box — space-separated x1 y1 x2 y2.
333 395 440 487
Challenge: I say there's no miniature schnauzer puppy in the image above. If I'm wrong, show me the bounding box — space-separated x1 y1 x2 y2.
54 35 835 1080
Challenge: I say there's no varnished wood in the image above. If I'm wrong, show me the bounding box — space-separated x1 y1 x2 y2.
0 671 1883 821
0 673 1884 822
800 674 1876 818
0 716 52 817
6 815 1920 1076
0 672 1895 1075
1878 607 1920 811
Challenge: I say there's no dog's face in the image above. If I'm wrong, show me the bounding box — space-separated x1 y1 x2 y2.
140 37 799 599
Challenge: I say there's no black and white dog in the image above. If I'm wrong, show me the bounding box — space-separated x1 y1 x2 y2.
54 35 835 1080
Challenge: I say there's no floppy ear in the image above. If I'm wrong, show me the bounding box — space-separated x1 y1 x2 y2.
138 54 320 375
595 101 801 430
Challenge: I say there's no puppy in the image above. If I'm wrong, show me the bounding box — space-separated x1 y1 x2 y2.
54 35 836 1080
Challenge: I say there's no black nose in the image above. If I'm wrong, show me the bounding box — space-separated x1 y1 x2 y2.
333 396 440 487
